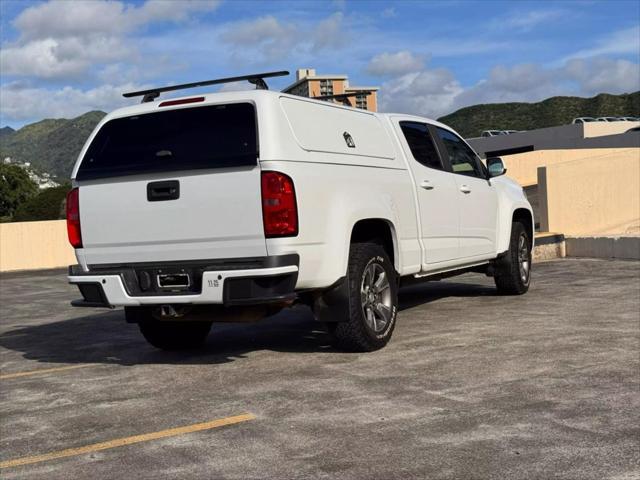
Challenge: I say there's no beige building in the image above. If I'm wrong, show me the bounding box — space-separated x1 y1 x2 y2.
282 68 379 111
468 122 640 237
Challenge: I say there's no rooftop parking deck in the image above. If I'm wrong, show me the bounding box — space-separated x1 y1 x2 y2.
0 258 638 479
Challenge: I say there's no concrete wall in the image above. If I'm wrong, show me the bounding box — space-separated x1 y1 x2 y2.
566 236 640 260
0 220 76 272
583 122 640 138
503 148 640 187
537 151 640 235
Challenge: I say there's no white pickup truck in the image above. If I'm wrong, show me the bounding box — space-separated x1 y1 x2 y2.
67 75 533 352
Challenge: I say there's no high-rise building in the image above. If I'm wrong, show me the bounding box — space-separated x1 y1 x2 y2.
282 69 379 111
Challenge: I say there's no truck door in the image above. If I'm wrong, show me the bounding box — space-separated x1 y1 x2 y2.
396 121 460 266
433 127 498 259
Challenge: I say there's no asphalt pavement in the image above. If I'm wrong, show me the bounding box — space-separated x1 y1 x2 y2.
0 258 638 479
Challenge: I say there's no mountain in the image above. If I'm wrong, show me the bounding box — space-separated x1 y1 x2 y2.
0 111 106 179
438 92 640 138
0 126 15 139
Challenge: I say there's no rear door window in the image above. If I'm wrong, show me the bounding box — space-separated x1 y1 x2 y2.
399 121 444 170
77 103 257 181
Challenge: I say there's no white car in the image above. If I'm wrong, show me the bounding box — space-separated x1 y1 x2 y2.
596 117 622 122
67 73 534 352
572 117 596 124
481 130 505 137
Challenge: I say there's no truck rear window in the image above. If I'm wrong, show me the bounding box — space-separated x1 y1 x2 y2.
76 103 257 181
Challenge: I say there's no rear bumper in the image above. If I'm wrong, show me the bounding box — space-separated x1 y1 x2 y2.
68 255 298 308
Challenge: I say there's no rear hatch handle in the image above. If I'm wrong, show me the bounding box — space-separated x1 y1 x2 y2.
147 180 180 201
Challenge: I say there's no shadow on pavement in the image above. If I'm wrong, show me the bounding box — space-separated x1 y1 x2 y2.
0 279 496 366
399 280 496 311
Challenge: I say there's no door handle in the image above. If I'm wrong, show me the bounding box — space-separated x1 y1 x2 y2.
147 180 180 201
420 180 435 190
459 185 472 194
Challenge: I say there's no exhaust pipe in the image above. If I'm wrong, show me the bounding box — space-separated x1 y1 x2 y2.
159 305 179 318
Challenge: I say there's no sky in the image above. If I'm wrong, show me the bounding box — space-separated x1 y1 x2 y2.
0 0 639 128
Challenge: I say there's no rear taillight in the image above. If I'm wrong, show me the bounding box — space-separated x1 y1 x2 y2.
261 171 298 238
66 187 82 248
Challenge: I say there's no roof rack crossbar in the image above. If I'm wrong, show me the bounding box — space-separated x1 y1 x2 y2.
312 91 372 106
123 71 290 103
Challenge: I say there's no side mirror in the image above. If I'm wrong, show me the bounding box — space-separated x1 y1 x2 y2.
486 157 506 178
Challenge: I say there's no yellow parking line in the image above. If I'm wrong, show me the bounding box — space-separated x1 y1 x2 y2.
0 364 93 380
0 413 255 469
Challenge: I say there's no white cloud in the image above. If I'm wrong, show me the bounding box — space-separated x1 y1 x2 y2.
561 25 640 62
495 9 564 32
1 0 220 79
1 36 132 79
421 38 508 57
0 82 150 123
220 12 349 63
367 51 426 77
221 15 295 45
564 57 640 96
13 0 220 39
378 68 463 118
376 53 639 118
452 65 561 109
458 58 639 108
381 8 397 19
220 15 298 62
312 12 345 51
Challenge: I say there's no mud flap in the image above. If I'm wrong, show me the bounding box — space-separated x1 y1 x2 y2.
312 276 351 323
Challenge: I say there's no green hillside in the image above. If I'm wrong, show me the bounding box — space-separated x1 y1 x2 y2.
438 92 640 138
0 111 105 179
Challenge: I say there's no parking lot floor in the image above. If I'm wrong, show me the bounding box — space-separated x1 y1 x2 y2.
0 258 638 479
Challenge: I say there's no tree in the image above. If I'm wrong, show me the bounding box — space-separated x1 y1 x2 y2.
13 184 70 222
0 163 38 219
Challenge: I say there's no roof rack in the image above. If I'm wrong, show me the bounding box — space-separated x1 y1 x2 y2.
123 71 290 103
312 91 372 107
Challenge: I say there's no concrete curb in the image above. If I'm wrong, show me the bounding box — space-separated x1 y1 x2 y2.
566 236 640 260
533 232 565 261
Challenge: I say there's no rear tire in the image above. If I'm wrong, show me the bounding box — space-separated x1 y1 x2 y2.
329 243 398 352
494 221 531 295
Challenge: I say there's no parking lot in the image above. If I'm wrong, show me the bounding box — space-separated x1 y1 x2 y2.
0 258 638 479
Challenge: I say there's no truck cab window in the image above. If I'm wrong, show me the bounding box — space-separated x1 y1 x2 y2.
399 122 443 170
436 127 484 178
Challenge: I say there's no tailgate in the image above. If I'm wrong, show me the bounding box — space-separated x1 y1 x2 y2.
74 102 267 265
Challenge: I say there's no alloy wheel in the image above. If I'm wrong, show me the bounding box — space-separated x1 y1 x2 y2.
360 262 393 333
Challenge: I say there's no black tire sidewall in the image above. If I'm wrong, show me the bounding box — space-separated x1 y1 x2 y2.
348 244 398 345
495 221 531 294
513 222 532 288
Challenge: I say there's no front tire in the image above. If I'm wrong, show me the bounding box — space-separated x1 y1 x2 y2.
494 221 532 295
329 243 398 352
